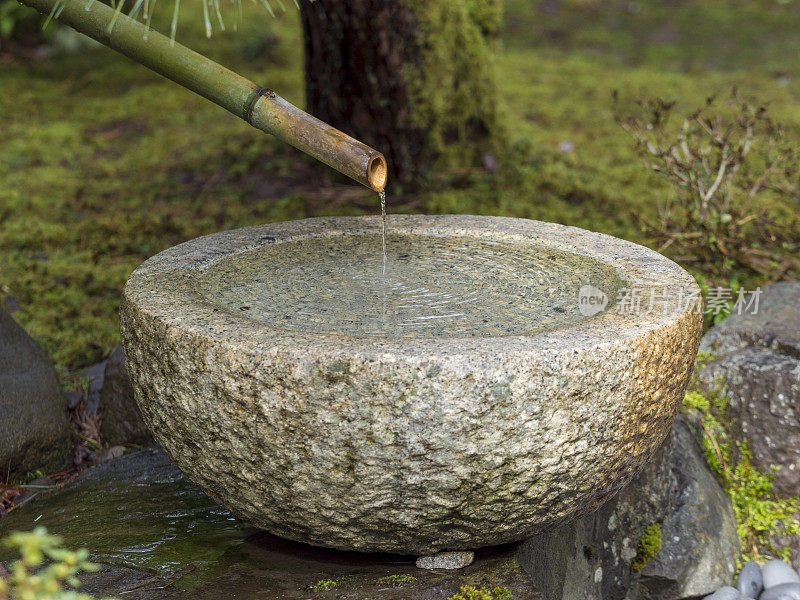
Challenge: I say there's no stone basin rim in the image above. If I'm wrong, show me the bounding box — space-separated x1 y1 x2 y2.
123 214 698 357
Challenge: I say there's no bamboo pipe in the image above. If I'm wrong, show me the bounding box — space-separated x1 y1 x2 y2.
21 0 388 192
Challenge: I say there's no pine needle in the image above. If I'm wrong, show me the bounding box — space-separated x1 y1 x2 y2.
107 0 126 32
256 0 275 18
211 0 225 31
42 0 64 29
128 0 145 22
169 0 179 43
143 0 156 39
202 0 211 38
51 0 304 41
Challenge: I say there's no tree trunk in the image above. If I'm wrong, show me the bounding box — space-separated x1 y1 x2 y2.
301 0 503 188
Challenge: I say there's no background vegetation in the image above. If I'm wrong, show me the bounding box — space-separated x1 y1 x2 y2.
1 0 799 372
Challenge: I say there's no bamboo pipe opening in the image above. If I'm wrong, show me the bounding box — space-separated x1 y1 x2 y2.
368 154 388 193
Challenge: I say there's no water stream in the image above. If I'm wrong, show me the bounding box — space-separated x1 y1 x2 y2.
380 191 387 275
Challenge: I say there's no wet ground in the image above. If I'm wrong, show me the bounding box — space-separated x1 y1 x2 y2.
0 448 539 599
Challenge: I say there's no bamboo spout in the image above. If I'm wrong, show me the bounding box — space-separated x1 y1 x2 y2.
250 92 387 192
21 0 387 192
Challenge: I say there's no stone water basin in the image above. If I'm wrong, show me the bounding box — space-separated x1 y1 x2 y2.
120 215 701 554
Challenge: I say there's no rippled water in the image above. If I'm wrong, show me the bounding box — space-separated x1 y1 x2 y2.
198 233 624 338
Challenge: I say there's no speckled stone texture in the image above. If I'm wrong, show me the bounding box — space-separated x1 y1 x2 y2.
120 215 701 554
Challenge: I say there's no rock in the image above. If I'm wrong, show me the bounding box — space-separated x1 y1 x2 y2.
76 346 152 446
98 347 152 446
762 560 800 589
121 215 701 554
517 416 740 600
103 445 126 461
63 389 83 410
769 526 800 574
517 427 673 600
704 587 743 600
760 583 800 600
82 359 106 415
637 418 740 599
698 282 800 498
736 560 763 598
0 308 71 475
3 296 21 314
416 551 474 570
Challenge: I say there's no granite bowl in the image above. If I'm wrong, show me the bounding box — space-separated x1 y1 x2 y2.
120 215 702 554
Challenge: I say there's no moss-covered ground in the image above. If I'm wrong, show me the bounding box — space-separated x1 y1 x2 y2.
2 0 800 371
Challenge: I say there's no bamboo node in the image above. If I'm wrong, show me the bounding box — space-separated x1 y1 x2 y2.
245 87 275 125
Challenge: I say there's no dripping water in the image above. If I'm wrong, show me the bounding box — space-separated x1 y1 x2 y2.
379 190 388 326
379 191 387 275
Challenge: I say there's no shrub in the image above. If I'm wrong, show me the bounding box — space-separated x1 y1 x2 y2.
0 526 116 600
615 90 800 286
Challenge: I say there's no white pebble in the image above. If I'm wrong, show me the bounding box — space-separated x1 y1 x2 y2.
762 560 800 589
703 586 743 600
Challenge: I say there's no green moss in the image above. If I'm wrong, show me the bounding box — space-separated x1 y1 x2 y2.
405 0 505 169
632 523 662 572
375 574 417 586
682 391 710 412
694 351 717 371
311 579 339 592
448 584 512 600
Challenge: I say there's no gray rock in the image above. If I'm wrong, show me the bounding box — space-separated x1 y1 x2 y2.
0 308 71 475
760 583 800 600
121 215 702 554
762 560 800 589
637 418 740 599
518 429 674 600
63 389 83 410
3 296 21 314
517 416 739 600
77 346 152 446
416 551 474 570
698 282 800 499
82 359 106 415
704 587 744 600
770 526 800 574
98 347 152 446
736 560 763 598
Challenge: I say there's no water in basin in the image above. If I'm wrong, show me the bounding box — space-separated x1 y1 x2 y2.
197 233 624 338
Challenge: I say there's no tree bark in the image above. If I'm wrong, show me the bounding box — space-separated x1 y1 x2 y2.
301 0 503 187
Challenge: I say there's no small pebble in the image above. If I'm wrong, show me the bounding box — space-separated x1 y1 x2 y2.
736 560 763 598
704 586 743 600
763 560 800 589
759 583 800 600
415 551 474 570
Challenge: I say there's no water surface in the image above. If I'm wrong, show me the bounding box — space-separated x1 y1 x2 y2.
198 233 624 338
